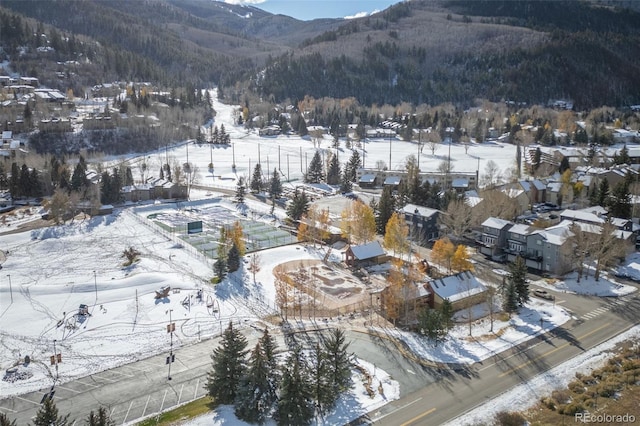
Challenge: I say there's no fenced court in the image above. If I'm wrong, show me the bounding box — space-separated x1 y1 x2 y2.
138 201 296 259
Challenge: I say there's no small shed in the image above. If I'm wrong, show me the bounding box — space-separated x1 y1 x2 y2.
344 241 388 267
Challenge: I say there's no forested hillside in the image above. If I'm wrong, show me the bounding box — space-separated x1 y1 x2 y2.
1 0 640 108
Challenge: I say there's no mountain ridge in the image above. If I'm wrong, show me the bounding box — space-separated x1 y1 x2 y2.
1 0 639 108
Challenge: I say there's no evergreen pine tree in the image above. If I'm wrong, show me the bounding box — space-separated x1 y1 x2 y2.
321 328 352 410
501 280 519 314
70 156 88 193
345 150 361 183
269 168 282 199
214 258 226 280
339 168 353 193
100 171 111 204
227 243 240 273
509 256 529 307
286 190 309 223
235 177 246 205
31 397 71 426
305 150 324 184
86 407 115 426
596 177 610 207
19 164 30 197
310 342 331 416
326 152 341 185
206 322 249 405
0 413 16 426
125 167 134 186
235 333 279 424
277 348 314 426
9 162 19 197
251 163 263 193
376 186 395 234
609 180 632 219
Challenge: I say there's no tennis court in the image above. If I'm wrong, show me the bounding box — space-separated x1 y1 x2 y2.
139 202 296 259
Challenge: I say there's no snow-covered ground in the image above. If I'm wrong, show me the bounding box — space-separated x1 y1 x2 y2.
535 271 637 297
105 88 519 195
1 91 639 424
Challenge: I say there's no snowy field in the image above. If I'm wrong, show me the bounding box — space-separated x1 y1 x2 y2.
106 88 520 195
1 91 639 424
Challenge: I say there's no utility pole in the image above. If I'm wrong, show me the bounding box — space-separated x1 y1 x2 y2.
6 274 12 304
93 270 97 303
167 309 175 380
389 132 392 171
232 142 236 170
287 153 290 182
51 340 61 382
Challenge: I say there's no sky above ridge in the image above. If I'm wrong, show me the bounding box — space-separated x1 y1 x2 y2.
222 0 405 21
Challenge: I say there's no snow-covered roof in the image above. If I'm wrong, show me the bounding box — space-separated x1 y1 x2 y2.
481 217 513 230
502 188 524 199
464 190 482 207
349 241 386 260
359 174 376 183
383 176 401 185
452 178 469 188
428 271 486 303
547 182 562 193
518 180 531 192
508 224 532 236
532 179 546 191
1 131 12 140
559 209 603 224
402 203 439 218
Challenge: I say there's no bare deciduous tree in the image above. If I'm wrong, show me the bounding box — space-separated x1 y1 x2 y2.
439 198 474 240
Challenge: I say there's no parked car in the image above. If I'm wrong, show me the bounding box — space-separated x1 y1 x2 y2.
532 289 554 300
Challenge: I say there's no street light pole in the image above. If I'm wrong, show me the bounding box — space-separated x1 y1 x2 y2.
6 274 12 304
167 309 174 380
93 271 97 303
53 339 59 382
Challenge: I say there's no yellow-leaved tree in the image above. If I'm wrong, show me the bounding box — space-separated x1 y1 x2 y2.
383 212 409 260
340 200 376 244
451 245 474 273
431 237 455 273
229 221 246 256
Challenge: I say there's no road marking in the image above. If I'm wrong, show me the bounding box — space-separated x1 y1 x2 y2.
372 397 423 423
406 369 415 375
0 407 17 413
498 322 610 378
74 379 100 388
55 384 81 394
400 407 436 426
160 389 168 413
178 384 184 404
194 378 200 400
142 395 151 417
582 307 610 320
14 395 41 406
122 401 133 426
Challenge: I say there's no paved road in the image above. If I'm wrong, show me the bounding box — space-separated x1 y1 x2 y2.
367 291 640 425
